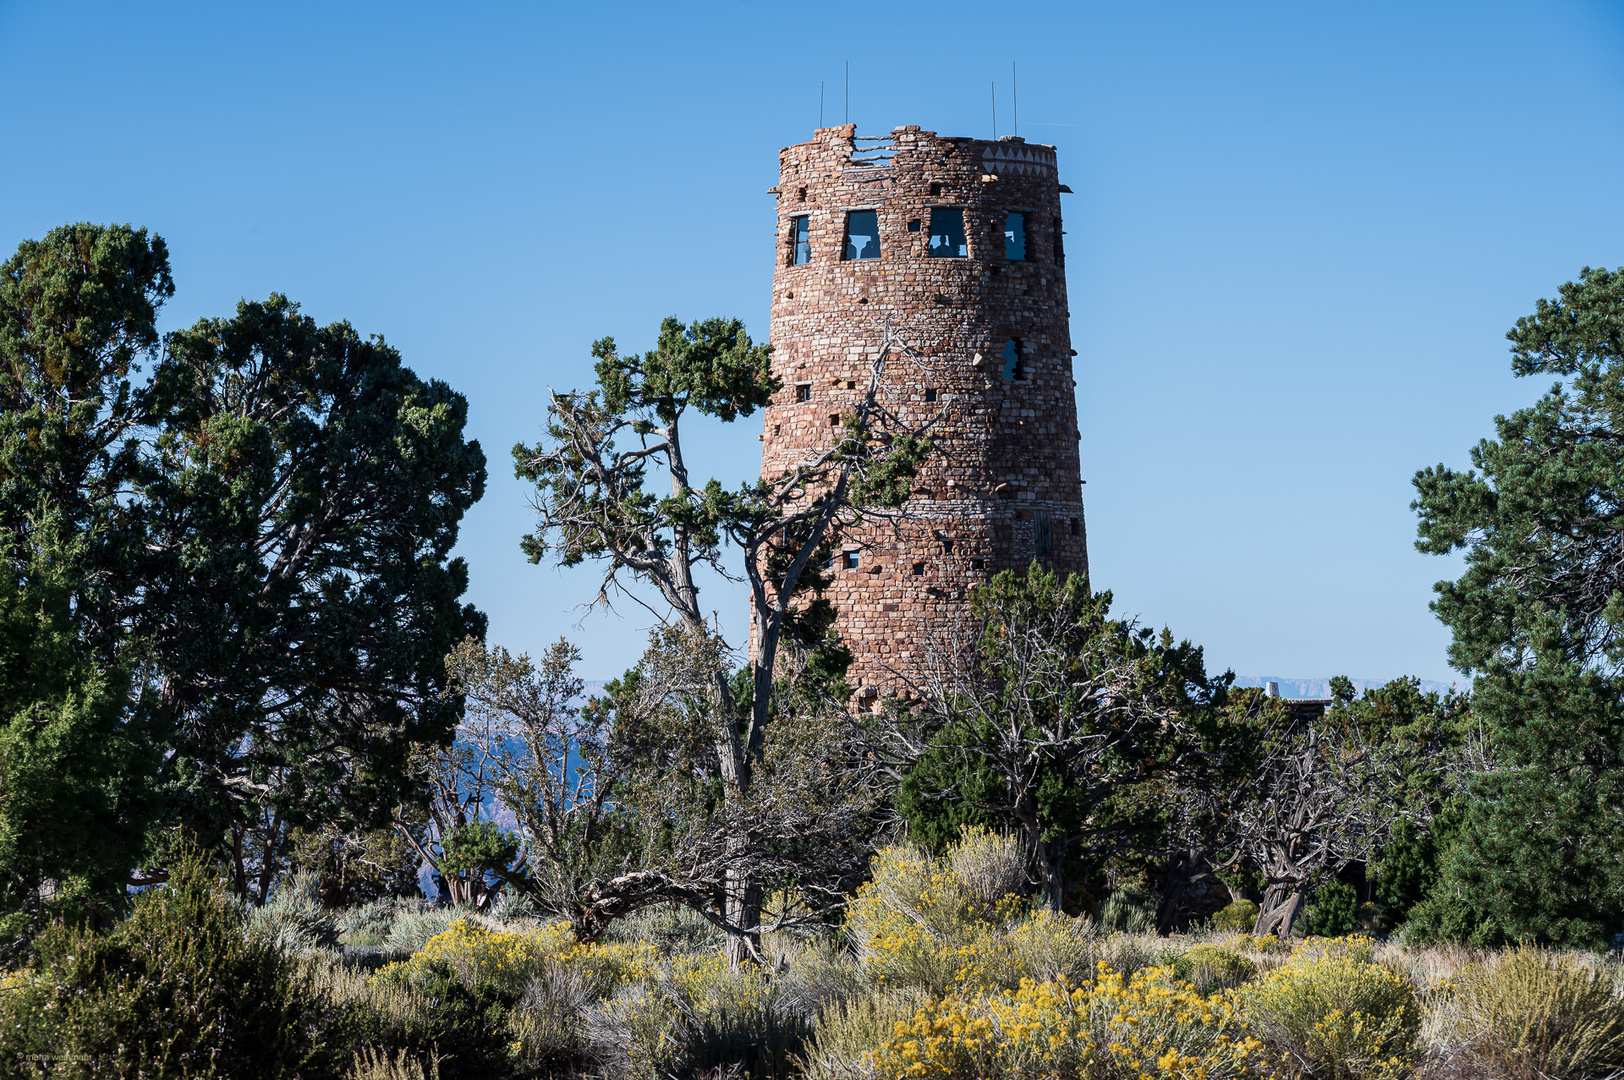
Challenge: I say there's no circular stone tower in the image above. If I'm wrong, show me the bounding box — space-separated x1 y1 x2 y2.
760 124 1087 700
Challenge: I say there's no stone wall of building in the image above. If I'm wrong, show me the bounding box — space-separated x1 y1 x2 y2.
760 125 1088 699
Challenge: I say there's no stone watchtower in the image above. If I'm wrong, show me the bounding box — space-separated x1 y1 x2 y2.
760 125 1088 699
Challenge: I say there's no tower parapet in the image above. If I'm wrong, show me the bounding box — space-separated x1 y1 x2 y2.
761 125 1087 699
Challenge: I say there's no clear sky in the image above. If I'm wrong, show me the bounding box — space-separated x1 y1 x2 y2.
3 1 1622 685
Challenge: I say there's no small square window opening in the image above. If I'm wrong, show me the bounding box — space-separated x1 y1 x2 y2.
846 380 856 389
1004 212 1027 261
912 563 925 576
924 388 937 403
843 210 881 260
790 216 811 265
907 219 921 232
928 208 967 258
929 182 942 197
1000 339 1025 381
795 383 811 402
941 538 954 554
971 558 986 570
843 551 860 570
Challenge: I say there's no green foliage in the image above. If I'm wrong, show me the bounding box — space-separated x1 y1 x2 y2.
1172 943 1257 990
1308 881 1361 938
1097 891 1158 934
0 527 158 947
0 849 322 1078
1413 267 1624 947
898 564 1222 911
1212 900 1261 933
251 868 341 955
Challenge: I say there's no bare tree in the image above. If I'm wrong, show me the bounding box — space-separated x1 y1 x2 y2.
1217 718 1410 937
513 316 925 960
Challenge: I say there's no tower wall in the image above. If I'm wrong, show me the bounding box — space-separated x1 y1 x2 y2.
761 125 1087 699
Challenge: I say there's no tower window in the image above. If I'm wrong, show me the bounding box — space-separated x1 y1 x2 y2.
924 388 937 403
928 208 966 258
1035 510 1053 557
929 182 942 197
843 210 881 260
907 219 921 232
843 551 860 570
971 558 986 570
912 563 925 576
1000 339 1025 381
1069 517 1080 536
941 537 954 554
1004 212 1027 261
1053 216 1064 266
796 383 811 402
790 216 810 265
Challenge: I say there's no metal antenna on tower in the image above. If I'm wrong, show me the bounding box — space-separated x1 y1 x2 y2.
1013 62 1018 137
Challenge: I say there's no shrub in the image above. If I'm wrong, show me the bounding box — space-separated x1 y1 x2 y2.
945 826 1027 904
1238 936 1421 1080
1441 946 1624 1080
1307 881 1361 938
870 965 1267 1079
341 898 407 946
801 990 926 1080
252 867 340 954
0 850 323 1079
385 905 497 953
348 1046 442 1080
1211 899 1260 933
1095 890 1157 933
1173 943 1258 991
602 902 725 954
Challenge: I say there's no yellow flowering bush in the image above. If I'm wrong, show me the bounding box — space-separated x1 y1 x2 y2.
845 844 1096 994
375 917 655 999
871 963 1267 1079
1236 937 1419 1080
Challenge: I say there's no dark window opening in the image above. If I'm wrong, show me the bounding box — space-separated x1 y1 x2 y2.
924 388 937 403
929 182 942 197
1053 217 1065 266
1000 339 1025 381
795 383 811 402
843 551 860 570
797 186 807 201
971 558 986 570
790 216 811 265
928 208 967 258
907 219 921 232
773 424 781 436
846 380 857 389
1035 511 1053 557
843 210 881 260
1069 517 1080 537
829 414 840 426
1004 212 1027 261
912 563 925 576
941 537 954 554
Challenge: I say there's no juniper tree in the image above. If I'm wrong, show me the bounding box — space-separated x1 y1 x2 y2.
514 315 926 961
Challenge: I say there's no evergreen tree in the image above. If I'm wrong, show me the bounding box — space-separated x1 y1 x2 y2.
1413 266 1624 946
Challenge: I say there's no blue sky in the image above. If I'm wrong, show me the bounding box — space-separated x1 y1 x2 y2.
3 1 1621 685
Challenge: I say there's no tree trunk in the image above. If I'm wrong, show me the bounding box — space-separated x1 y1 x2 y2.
722 866 764 966
1157 848 1209 935
1253 882 1306 938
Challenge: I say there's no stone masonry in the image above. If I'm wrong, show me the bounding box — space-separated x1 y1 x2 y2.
759 125 1088 700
